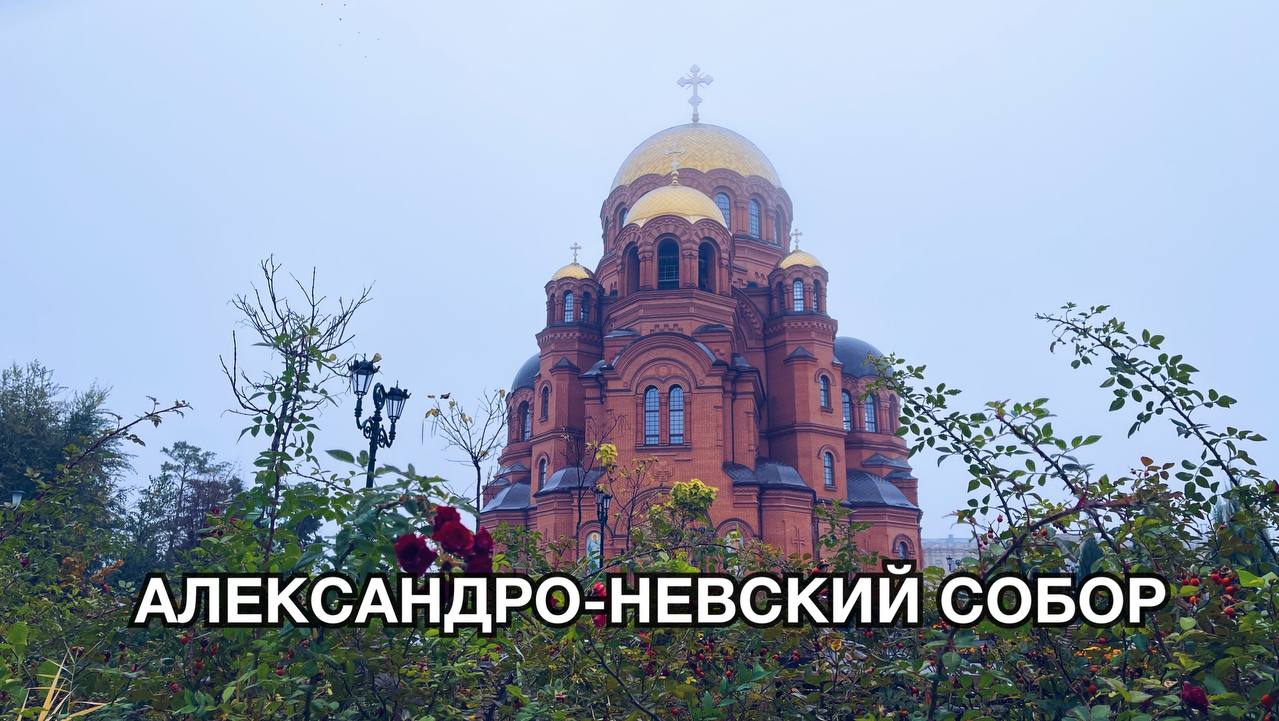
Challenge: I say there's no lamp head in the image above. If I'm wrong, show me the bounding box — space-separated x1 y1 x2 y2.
348 357 379 397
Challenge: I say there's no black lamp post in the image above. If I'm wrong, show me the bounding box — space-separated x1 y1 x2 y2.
594 484 612 560
348 357 410 489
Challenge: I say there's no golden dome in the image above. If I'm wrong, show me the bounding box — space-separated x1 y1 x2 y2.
612 123 781 189
778 250 823 269
551 262 593 281
625 184 727 228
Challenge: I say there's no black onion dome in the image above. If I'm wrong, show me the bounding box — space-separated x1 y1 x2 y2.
511 353 540 391
834 336 885 378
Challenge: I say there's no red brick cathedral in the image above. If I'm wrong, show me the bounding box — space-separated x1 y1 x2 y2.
481 72 921 563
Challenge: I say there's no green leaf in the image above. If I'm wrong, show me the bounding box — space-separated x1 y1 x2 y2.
326 449 356 464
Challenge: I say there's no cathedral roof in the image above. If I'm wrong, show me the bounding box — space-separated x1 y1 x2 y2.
481 480 532 513
625 183 727 228
777 249 823 269
612 123 781 190
511 353 540 391
846 471 918 510
535 467 606 496
834 336 885 378
550 262 593 281
723 460 815 493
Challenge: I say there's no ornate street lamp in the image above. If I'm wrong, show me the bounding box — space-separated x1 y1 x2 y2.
594 483 612 557
348 356 410 489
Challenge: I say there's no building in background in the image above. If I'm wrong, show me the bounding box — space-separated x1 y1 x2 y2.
481 70 922 563
921 535 979 572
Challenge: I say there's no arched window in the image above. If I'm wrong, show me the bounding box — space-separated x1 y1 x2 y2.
812 280 823 313
774 214 783 245
792 279 805 312
668 386 685 445
864 394 878 433
841 390 853 432
581 292 591 322
748 200 761 238
540 385 550 420
537 457 547 488
715 192 731 226
895 538 911 560
823 451 836 489
563 291 575 323
643 386 660 445
697 242 716 292
657 238 680 289
819 375 831 409
616 204 627 231
624 244 640 294
775 283 784 313
519 401 531 441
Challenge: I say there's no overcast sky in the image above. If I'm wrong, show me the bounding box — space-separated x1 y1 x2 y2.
3 1 1275 537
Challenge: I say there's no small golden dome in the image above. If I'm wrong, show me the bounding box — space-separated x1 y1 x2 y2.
625 184 727 228
778 250 823 269
612 123 781 190
551 262 594 281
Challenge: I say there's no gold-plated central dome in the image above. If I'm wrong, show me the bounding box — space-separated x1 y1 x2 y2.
551 262 594 280
612 123 781 190
778 249 823 269
625 184 727 228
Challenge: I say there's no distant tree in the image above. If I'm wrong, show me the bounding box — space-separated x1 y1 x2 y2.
118 441 243 579
0 361 128 533
426 389 507 520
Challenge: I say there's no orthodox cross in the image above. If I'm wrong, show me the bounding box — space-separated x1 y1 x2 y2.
665 143 685 184
570 242 582 263
790 227 803 250
791 525 807 550
677 65 713 123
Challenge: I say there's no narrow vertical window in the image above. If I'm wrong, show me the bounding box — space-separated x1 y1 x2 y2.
657 239 680 289
774 214 783 245
624 244 640 294
812 280 822 313
537 457 547 488
819 375 831 409
697 242 716 292
643 386 660 445
563 291 575 323
519 401 531 441
616 205 627 230
581 292 591 322
896 539 911 560
715 192 731 226
668 386 685 445
823 452 835 489
864 394 878 433
540 385 550 420
748 200 761 238
841 390 852 432
792 279 805 312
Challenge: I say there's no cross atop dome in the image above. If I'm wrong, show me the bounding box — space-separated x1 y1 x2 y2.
677 65 713 123
790 228 803 250
570 242 582 263
665 143 685 184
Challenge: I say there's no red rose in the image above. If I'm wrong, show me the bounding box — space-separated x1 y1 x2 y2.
593 613 606 628
433 521 474 555
433 505 461 530
1181 681 1209 713
592 581 606 597
393 533 437 577
472 527 494 557
465 554 493 574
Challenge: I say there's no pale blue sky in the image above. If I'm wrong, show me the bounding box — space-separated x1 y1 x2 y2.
2 1 1275 536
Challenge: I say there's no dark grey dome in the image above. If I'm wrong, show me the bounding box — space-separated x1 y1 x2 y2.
535 467 605 496
834 336 884 378
481 481 532 513
846 471 917 510
511 353 540 391
724 460 814 492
